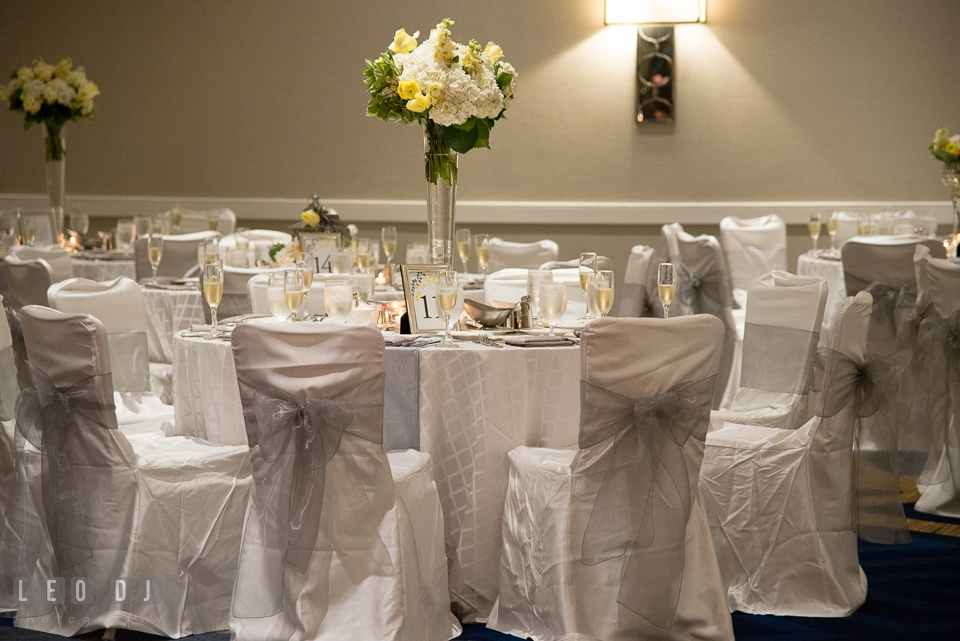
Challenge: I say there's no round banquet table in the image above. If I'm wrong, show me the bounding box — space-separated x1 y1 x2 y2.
172 328 580 616
141 284 206 363
71 255 136 281
797 251 846 343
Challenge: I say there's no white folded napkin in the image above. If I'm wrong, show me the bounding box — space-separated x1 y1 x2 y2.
503 335 575 347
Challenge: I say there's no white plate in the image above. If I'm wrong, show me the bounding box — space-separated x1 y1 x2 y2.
543 319 590 330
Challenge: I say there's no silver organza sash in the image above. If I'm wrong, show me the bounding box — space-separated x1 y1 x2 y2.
234 374 385 619
740 323 819 395
15 363 117 570
677 265 726 314
575 375 716 628
863 282 916 333
815 348 910 544
0 345 17 420
106 331 151 393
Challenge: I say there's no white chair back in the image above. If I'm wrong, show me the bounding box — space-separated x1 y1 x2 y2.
487 238 559 272
219 229 292 266
0 295 19 527
719 215 787 291
170 207 237 235
616 244 660 317
134 230 220 281
3 253 53 310
483 267 586 319
9 244 73 282
661 222 683 263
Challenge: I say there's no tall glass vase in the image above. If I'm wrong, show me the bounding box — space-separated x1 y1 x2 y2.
424 125 458 265
943 163 960 237
44 123 66 238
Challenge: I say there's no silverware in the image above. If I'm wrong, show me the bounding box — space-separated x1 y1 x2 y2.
472 335 503 348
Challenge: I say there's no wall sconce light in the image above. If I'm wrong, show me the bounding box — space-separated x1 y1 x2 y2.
605 0 706 124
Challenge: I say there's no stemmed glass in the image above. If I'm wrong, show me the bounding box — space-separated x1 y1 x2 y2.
324 278 355 323
456 228 472 273
526 269 553 325
201 237 219 271
148 232 164 282
579 253 597 319
170 206 183 233
267 274 289 321
594 270 614 318
436 270 461 348
382 225 397 282
658 263 677 319
808 213 821 252
827 212 839 252
203 260 224 337
283 269 305 322
474 234 490 281
857 214 871 236
70 210 89 240
355 239 372 269
296 252 313 319
207 210 219 232
351 267 375 305
539 281 567 336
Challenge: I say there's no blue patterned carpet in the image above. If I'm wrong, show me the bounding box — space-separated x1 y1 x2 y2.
3 525 959 640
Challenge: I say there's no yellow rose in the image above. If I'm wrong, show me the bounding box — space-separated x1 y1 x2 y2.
388 28 419 54
17 67 34 83
406 92 431 113
76 81 99 103
301 210 321 227
33 60 55 82
21 94 41 114
55 58 72 79
947 143 960 156
484 42 504 63
398 79 420 100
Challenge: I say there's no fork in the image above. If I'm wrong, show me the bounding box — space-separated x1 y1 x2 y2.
472 335 503 348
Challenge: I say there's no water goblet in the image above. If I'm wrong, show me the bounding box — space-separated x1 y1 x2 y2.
324 278 355 323
526 269 553 324
267 274 289 321
351 267 376 305
70 210 89 239
538 281 567 336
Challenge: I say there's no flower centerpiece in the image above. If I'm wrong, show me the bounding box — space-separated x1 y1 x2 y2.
289 193 350 251
1 58 99 237
930 127 960 239
364 19 517 264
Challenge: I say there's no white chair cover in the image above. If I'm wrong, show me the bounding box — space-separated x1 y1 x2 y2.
3 253 53 310
488 315 733 641
483 267 585 320
220 229 292 265
0 295 19 529
538 256 613 271
2 305 251 636
893 210 918 235
616 244 662 317
710 271 827 431
170 207 237 235
487 238 559 272
228 322 457 641
719 215 787 293
702 291 903 616
907 245 960 517
47 277 176 431
661 222 683 263
9 244 73 283
134 230 221 281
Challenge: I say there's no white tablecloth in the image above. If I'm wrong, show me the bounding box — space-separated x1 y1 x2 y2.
171 330 581 616
71 256 136 281
797 252 846 343
142 285 206 363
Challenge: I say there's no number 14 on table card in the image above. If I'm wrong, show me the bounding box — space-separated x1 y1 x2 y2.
304 233 340 273
401 264 451 333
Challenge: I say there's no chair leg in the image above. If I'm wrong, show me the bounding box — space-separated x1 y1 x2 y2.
102 628 116 640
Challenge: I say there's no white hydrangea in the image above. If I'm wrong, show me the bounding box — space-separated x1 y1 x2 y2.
43 78 76 106
66 69 88 89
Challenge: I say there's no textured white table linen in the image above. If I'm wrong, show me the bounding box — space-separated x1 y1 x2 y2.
172 331 581 616
71 256 136 281
797 251 845 344
143 285 206 363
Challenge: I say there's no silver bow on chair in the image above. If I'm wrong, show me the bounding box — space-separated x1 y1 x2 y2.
575 375 716 628
816 347 910 544
863 282 916 330
676 265 726 314
15 362 117 570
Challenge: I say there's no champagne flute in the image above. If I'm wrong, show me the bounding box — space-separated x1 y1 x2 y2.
382 225 397 284
579 253 597 319
148 232 164 282
355 238 372 269
267 274 289 321
658 263 677 319
594 270 614 318
324 278 354 323
437 270 460 348
296 251 313 319
827 212 839 252
526 269 553 325
207 210 219 232
200 236 220 271
170 206 183 233
857 214 871 236
204 260 224 336
808 212 821 252
474 234 491 281
456 228 472 273
538 281 567 336
283 268 305 322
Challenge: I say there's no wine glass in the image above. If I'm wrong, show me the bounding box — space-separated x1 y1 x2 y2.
235 228 250 253
579 253 597 319
456 228 472 273
170 206 183 233
658 263 677 319
351 267 375 305
526 269 553 325
827 212 839 252
267 274 289 321
70 210 89 240
475 234 490 281
324 278 354 323
382 225 397 283
436 271 460 348
203 260 224 336
148 232 164 282
21 216 37 246
857 214 871 236
296 252 313 319
283 268 304 322
207 210 220 232
808 213 821 252
594 270 614 318
538 281 567 336
116 220 135 251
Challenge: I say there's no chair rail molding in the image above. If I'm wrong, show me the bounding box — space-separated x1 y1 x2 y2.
1 193 954 226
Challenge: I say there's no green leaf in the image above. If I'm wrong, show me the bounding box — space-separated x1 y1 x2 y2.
269 243 284 262
475 118 492 149
453 117 478 132
496 72 513 89
443 125 479 154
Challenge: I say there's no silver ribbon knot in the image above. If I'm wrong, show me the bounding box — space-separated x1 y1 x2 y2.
576 375 716 628
676 265 725 312
864 282 916 329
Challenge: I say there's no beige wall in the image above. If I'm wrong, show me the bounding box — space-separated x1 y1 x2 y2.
3 0 959 279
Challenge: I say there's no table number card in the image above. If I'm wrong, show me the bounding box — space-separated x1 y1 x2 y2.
401 264 450 333
304 233 340 273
